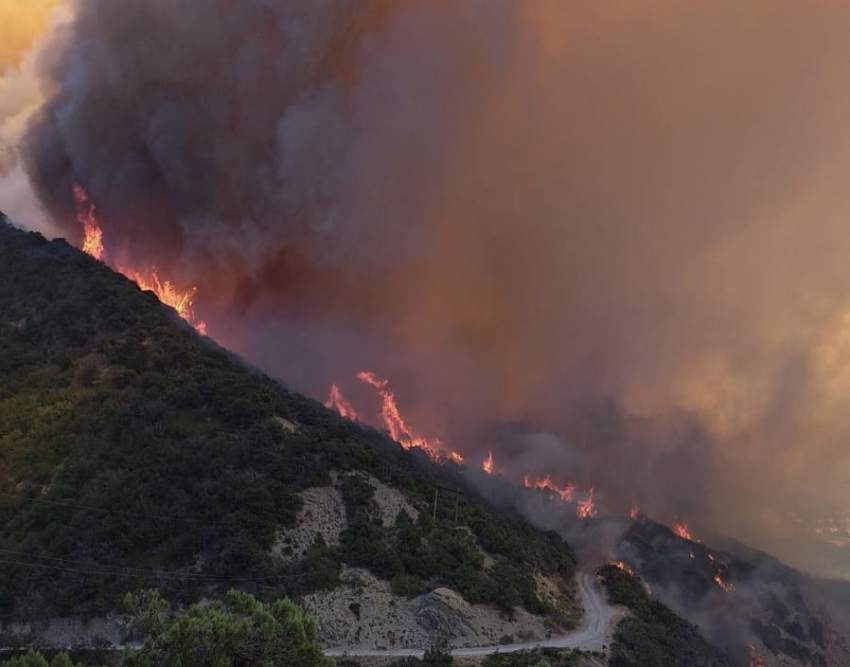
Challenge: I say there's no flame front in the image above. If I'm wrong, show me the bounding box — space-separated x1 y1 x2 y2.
713 571 735 593
523 473 595 519
72 184 104 261
673 521 694 541
325 384 360 420
72 184 207 334
482 450 495 474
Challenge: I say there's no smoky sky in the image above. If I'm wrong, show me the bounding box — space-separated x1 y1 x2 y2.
7 0 850 577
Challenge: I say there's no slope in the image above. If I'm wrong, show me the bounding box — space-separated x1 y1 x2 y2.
0 216 578 640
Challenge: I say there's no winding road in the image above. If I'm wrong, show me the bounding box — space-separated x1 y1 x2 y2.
324 570 617 660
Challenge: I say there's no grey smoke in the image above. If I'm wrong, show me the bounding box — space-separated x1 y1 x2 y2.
10 0 850 577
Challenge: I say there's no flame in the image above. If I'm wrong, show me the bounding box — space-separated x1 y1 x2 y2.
672 521 694 541
325 384 360 420
559 483 576 503
713 570 735 593
749 646 767 667
612 560 635 576
577 486 597 519
72 184 104 261
630 503 640 520
689 551 696 559
72 184 207 334
482 451 495 474
522 473 594 519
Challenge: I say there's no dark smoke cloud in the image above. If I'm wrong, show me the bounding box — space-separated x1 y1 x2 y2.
12 0 850 577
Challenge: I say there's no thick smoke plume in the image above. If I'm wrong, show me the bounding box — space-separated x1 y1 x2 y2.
6 0 850 576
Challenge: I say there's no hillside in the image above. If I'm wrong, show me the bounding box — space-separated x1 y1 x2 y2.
5 215 836 667
0 216 581 647
615 519 850 667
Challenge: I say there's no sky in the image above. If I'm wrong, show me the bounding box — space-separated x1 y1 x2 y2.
3 0 850 578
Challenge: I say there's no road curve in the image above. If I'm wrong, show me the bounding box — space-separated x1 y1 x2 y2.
324 570 617 660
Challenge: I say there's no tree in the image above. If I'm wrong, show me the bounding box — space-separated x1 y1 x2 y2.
122 589 333 667
0 651 82 667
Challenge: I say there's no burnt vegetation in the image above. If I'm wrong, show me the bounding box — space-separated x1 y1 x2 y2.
0 219 576 622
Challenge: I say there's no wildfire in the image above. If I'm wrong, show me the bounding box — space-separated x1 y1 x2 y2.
72 184 104 261
325 384 359 420
713 571 735 593
482 451 495 475
72 184 207 334
577 486 597 519
612 561 635 576
324 372 463 464
672 521 695 541
749 645 767 667
523 473 595 519
355 371 447 461
630 503 640 520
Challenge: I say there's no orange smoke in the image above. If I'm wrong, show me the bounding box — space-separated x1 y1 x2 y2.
72 184 206 334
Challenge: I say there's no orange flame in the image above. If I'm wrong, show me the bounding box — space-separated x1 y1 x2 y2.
522 473 594 519
713 571 735 593
630 503 640 520
559 483 576 503
611 560 635 576
482 451 495 475
325 384 359 420
72 184 104 261
72 184 207 334
577 486 597 519
355 371 448 462
672 521 694 541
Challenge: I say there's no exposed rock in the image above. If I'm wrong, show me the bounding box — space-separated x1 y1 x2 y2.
271 473 346 561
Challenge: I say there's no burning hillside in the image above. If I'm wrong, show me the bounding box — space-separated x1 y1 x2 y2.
4 0 850 581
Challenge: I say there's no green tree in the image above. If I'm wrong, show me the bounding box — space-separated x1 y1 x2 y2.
0 651 82 667
122 589 333 667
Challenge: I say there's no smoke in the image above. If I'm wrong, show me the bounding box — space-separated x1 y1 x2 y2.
7 0 850 577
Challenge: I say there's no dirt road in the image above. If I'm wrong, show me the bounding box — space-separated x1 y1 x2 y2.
325 570 617 660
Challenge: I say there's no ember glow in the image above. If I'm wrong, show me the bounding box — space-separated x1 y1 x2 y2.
72 184 206 334
749 645 767 667
612 561 635 577
713 571 735 593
